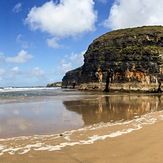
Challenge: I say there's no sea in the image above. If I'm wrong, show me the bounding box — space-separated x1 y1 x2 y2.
0 86 88 138
0 87 162 155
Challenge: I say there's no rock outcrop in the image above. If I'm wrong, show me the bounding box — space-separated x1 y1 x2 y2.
62 67 82 88
62 26 163 92
47 82 62 87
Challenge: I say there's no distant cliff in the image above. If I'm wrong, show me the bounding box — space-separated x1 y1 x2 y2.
47 82 62 87
62 26 163 92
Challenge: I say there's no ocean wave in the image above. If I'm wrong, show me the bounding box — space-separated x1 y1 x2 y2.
0 87 60 93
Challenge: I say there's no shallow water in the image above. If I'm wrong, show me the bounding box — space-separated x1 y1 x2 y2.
0 87 162 139
0 88 163 156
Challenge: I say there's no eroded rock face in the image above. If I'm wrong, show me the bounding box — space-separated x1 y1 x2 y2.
62 67 82 88
62 26 163 91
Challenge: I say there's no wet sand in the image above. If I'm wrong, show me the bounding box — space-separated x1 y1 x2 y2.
0 92 163 162
1 122 163 163
1 110 163 163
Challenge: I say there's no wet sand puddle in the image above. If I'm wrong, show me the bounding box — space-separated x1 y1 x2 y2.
0 110 163 156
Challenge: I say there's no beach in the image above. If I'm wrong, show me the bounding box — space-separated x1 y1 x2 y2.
0 88 163 162
1 115 163 163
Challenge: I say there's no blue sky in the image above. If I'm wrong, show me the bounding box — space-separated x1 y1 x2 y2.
0 0 163 87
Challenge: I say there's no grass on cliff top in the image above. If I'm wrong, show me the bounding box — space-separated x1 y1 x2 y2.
95 25 163 41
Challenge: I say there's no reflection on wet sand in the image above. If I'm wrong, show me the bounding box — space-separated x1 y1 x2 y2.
63 95 163 125
0 94 163 157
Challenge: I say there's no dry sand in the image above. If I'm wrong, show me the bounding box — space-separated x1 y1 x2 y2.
1 113 163 163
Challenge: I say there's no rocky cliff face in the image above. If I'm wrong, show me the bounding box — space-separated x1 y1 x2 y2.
62 26 163 92
62 67 82 87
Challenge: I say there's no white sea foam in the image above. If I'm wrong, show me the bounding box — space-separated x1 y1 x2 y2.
0 87 59 92
0 111 163 155
19 143 43 154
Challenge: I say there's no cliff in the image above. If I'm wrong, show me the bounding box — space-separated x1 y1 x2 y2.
46 82 62 87
62 26 163 92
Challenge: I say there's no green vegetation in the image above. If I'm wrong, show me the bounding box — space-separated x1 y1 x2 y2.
62 26 163 88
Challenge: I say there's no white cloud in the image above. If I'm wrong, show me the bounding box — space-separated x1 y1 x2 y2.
0 51 5 62
13 3 22 13
0 69 5 75
6 50 33 63
10 67 21 74
104 0 163 30
16 34 29 49
60 61 72 73
8 67 21 79
54 50 84 75
29 67 44 77
47 37 60 48
69 50 85 66
25 0 97 37
52 59 72 75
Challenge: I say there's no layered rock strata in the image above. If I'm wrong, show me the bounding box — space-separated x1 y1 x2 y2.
62 26 163 92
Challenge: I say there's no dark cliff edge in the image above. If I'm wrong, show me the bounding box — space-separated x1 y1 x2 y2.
62 26 163 92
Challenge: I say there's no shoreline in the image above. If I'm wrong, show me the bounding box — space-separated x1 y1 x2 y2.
0 90 163 162
1 110 163 162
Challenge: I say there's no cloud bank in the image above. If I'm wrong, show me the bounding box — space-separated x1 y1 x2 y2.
25 0 97 38
6 50 33 63
104 0 163 30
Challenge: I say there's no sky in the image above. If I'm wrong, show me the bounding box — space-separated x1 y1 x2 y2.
0 0 163 87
